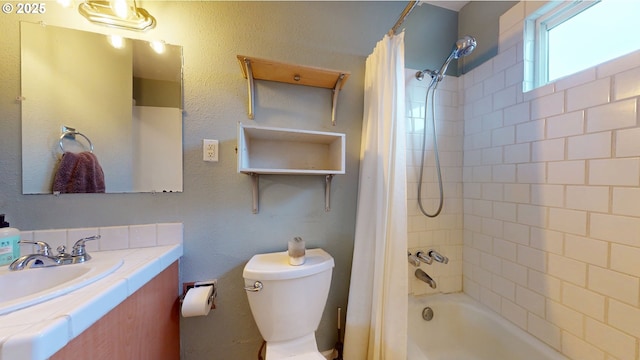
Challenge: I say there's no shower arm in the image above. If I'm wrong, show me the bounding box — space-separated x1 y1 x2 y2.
416 51 455 83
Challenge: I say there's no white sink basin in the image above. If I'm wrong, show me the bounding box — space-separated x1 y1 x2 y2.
0 256 123 315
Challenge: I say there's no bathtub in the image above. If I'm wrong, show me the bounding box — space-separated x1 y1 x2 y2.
408 293 567 360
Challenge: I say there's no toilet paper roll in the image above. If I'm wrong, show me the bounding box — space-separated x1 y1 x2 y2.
181 285 213 317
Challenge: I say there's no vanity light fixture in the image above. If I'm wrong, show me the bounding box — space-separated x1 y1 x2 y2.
78 0 156 31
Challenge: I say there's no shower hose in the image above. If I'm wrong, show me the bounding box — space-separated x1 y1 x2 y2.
417 78 444 218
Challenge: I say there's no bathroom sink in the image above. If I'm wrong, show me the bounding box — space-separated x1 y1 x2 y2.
0 255 123 315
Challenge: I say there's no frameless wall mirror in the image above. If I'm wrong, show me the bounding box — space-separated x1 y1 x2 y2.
20 22 183 194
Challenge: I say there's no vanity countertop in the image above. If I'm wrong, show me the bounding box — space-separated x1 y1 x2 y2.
0 244 183 360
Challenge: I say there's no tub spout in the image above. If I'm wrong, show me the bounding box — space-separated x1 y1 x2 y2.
415 268 436 289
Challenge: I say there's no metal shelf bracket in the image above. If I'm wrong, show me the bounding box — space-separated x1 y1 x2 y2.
244 58 255 120
331 74 346 126
250 172 259 214
325 174 333 211
246 173 334 214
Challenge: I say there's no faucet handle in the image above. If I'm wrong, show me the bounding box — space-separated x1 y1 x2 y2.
415 251 433 265
72 235 101 256
19 240 53 256
427 249 449 264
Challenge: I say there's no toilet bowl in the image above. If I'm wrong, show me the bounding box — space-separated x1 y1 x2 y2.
243 248 334 360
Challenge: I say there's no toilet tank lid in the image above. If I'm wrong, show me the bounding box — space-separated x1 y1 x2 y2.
243 248 335 281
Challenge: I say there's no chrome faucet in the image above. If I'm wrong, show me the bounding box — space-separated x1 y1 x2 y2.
407 252 420 267
9 236 100 271
415 249 449 265
415 268 436 289
415 251 433 265
427 249 449 264
9 253 61 270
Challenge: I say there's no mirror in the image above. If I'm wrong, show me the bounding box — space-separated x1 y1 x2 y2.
20 22 183 194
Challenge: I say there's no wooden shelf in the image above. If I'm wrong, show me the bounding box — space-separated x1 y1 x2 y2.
237 123 345 213
236 55 350 125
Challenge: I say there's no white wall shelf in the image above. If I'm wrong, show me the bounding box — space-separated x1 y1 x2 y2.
236 55 350 126
237 123 345 213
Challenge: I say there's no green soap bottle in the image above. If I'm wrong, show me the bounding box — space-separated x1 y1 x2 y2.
0 214 20 266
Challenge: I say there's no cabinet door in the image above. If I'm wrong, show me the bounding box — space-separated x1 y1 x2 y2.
50 262 180 360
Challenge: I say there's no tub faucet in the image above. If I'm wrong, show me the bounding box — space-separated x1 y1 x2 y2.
428 249 449 264
415 268 436 289
8 236 100 271
416 249 448 265
415 251 433 265
407 252 420 267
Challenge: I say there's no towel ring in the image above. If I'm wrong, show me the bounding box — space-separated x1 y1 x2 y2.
59 130 94 153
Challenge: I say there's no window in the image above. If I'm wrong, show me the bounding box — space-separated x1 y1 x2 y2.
524 0 640 91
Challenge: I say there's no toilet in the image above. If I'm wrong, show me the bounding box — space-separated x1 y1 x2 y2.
243 248 335 360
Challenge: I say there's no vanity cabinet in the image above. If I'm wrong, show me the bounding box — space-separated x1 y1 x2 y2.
50 262 180 360
238 123 345 213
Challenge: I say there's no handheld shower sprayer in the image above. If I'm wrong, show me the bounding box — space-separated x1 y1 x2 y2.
415 35 477 218
415 35 477 82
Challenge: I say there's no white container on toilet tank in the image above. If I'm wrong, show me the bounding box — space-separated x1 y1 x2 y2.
243 248 334 360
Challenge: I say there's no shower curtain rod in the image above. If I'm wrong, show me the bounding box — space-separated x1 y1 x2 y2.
388 0 418 36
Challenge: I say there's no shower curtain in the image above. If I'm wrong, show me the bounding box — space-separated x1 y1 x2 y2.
343 32 408 360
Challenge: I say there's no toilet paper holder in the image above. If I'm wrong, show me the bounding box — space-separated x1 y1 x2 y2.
180 279 217 310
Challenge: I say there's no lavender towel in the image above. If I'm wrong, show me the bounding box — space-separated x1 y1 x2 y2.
53 151 105 193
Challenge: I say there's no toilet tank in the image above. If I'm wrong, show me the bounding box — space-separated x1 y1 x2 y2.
243 248 334 342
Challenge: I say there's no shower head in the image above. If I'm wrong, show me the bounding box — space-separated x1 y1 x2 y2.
451 35 477 59
416 35 477 82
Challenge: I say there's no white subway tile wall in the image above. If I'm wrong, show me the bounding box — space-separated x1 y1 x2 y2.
458 1 640 359
19 223 183 255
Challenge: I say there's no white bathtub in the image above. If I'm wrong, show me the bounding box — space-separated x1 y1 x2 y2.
408 293 568 360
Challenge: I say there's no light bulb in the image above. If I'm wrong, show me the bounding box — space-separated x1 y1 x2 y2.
57 0 72 8
112 0 129 19
108 35 125 49
150 40 165 54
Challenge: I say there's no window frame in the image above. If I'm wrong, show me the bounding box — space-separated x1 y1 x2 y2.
524 0 600 91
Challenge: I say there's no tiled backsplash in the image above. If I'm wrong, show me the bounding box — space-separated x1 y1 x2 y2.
461 2 640 359
18 223 183 256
